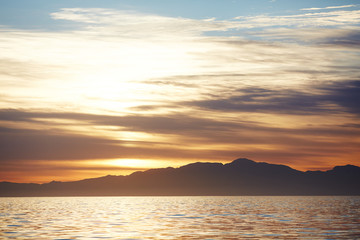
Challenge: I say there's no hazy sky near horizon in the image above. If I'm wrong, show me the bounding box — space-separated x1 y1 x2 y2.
1 0 360 183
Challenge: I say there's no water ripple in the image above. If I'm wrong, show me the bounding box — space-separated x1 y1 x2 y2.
0 196 359 239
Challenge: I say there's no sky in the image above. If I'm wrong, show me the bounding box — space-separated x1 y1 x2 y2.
1 0 360 183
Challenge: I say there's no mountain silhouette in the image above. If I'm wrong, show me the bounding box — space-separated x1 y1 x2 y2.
1 158 359 196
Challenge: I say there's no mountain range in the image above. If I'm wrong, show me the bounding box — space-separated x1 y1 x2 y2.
1 158 359 196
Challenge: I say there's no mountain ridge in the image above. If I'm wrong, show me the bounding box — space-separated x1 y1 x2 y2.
1 158 359 196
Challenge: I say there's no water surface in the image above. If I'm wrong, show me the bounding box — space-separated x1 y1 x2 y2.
1 196 359 239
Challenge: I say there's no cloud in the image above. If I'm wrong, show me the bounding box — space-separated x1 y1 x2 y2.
1 160 147 173
319 80 360 114
1 6 360 180
0 105 359 179
301 5 357 11
234 10 360 28
0 126 120 161
1 108 359 160
50 8 241 38
0 109 246 135
253 27 360 48
1 7 360 112
0 125 225 162
50 8 360 39
320 30 360 47
184 80 360 116
186 89 320 115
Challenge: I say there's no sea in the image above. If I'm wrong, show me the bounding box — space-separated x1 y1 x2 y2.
0 196 359 239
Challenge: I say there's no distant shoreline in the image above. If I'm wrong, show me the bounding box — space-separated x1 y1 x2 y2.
1 158 359 197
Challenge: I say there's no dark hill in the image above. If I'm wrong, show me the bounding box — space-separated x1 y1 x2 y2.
1 158 359 196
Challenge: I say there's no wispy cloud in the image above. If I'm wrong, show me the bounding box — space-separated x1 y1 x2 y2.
1 106 359 169
51 8 241 38
234 10 360 28
254 27 360 47
184 80 360 115
301 5 357 11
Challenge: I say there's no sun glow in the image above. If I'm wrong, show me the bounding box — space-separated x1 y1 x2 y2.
106 159 174 169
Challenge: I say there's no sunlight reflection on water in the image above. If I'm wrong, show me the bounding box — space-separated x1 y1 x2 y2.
0 196 359 239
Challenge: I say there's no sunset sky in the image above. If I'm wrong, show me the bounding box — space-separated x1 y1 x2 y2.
1 0 359 183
